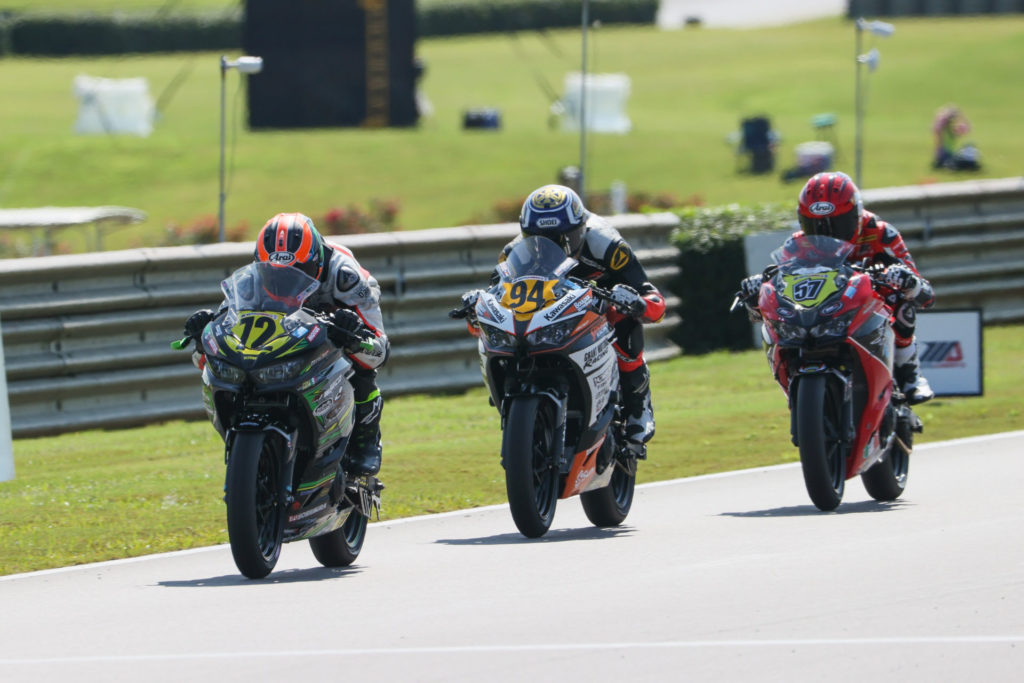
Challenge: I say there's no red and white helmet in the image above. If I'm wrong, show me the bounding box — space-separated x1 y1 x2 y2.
797 172 864 242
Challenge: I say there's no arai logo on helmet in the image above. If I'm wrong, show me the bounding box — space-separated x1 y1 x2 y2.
535 217 562 228
268 251 295 266
808 201 836 216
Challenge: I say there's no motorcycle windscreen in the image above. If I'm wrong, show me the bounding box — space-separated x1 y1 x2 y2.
222 262 320 315
770 234 856 269
496 236 577 315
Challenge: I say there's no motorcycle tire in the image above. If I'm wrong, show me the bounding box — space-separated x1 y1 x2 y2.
503 396 559 538
581 443 635 527
796 374 847 512
861 408 911 502
310 509 367 567
226 431 285 579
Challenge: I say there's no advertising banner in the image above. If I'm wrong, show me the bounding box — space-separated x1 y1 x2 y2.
915 309 983 396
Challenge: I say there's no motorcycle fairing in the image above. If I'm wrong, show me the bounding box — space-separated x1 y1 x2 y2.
568 334 618 427
561 437 615 498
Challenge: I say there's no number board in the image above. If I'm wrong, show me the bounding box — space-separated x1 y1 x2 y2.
225 312 291 356
781 274 839 307
500 278 558 314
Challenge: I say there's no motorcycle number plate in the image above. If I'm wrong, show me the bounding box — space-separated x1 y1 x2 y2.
225 312 289 355
500 277 558 315
782 273 839 306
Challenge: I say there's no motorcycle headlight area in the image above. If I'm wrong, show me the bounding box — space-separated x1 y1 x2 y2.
251 357 306 384
526 318 578 346
769 319 807 343
207 357 246 383
810 312 854 339
481 324 516 349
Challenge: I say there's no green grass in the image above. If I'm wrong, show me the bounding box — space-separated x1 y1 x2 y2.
1 17 1022 253
2 323 1020 576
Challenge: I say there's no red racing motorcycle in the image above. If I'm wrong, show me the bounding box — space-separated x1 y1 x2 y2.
734 234 922 511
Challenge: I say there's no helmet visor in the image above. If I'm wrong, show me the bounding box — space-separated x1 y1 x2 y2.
799 211 859 241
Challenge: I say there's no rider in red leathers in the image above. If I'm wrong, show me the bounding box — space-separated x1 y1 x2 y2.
486 185 668 446
740 172 935 404
184 213 389 474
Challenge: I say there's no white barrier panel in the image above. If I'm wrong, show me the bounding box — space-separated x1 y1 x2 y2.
73 75 155 137
560 73 632 134
0 314 13 481
915 309 983 396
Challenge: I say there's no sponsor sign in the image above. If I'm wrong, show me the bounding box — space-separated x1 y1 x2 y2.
915 309 983 396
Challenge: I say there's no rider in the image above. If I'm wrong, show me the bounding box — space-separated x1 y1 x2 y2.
739 172 935 404
480 184 667 446
183 212 389 475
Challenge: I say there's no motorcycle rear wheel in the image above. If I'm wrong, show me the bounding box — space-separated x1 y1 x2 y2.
796 374 847 511
310 509 367 568
503 396 559 538
226 432 285 579
581 441 635 527
861 407 911 502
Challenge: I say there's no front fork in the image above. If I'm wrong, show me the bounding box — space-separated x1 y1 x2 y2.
789 367 854 449
499 384 568 471
224 422 298 508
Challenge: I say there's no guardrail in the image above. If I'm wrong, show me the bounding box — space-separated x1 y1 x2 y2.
0 213 681 438
860 176 1024 323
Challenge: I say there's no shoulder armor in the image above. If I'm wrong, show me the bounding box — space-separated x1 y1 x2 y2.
581 217 622 263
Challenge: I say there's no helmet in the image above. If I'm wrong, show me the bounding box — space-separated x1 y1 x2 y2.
797 172 864 242
254 212 326 280
519 184 590 256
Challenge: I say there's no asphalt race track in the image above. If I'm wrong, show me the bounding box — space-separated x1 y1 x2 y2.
2 431 1022 682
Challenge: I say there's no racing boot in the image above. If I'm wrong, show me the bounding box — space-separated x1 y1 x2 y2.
620 363 655 446
347 391 383 475
894 340 934 405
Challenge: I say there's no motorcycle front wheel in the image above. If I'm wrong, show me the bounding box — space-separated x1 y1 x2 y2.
796 374 847 511
226 431 286 579
503 396 559 538
310 509 367 567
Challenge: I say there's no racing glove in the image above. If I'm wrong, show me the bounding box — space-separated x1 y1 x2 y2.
329 309 369 353
450 289 482 319
184 309 214 339
882 265 922 299
739 274 764 305
608 284 647 317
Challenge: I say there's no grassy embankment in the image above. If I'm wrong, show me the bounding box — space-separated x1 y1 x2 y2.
1 16 1022 253
1 324 1020 576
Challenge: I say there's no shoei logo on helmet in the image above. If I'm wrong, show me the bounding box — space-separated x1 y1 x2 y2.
809 201 836 216
531 187 567 209
268 251 296 266
536 217 562 228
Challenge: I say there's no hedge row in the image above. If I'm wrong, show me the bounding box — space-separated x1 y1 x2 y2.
0 0 657 57
668 204 795 354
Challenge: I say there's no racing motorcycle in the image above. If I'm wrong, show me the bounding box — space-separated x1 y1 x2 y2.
451 236 641 538
172 262 382 579
732 234 922 511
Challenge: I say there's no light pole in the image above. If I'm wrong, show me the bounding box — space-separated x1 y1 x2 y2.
578 0 590 201
854 18 893 187
219 55 263 243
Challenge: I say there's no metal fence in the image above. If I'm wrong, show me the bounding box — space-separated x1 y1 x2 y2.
0 213 682 438
860 176 1024 323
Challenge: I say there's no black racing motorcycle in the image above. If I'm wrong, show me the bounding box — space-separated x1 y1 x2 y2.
173 262 382 579
452 236 641 538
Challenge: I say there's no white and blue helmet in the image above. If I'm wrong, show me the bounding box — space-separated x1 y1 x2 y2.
519 184 590 256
